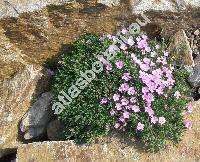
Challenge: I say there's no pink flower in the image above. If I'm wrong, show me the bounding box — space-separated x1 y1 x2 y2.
137 39 147 49
161 57 167 65
163 51 169 57
156 86 164 95
142 34 148 40
142 93 154 104
185 120 192 129
120 44 127 51
113 94 120 101
137 122 144 131
114 123 120 129
145 46 151 52
121 28 127 34
130 97 136 103
108 45 118 53
156 45 160 50
100 98 108 104
121 98 129 106
127 37 135 46
140 63 149 72
112 35 117 41
151 116 158 124
151 51 157 57
128 87 135 95
115 103 122 110
186 104 193 113
131 53 137 62
142 87 149 94
143 58 151 64
130 105 140 113
105 123 110 130
119 83 129 92
150 62 155 67
119 116 125 123
145 107 154 117
110 110 115 116
124 51 128 55
115 61 124 69
158 117 166 125
136 36 141 42
122 73 132 81
157 57 162 63
106 64 112 71
163 93 168 98
174 91 181 99
107 34 112 39
123 111 130 119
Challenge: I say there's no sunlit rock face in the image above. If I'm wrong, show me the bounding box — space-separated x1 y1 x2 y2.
0 0 71 18
0 65 52 149
130 0 200 13
0 0 200 19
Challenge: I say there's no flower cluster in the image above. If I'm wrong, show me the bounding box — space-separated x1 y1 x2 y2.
53 32 191 151
100 31 192 133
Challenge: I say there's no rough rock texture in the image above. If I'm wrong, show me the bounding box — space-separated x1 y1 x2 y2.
169 29 195 67
0 0 71 18
47 119 65 141
188 54 200 88
0 1 199 84
16 100 200 161
0 0 200 18
20 92 54 140
131 0 200 13
0 65 51 149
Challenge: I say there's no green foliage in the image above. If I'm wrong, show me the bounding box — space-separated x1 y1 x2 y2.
52 33 190 151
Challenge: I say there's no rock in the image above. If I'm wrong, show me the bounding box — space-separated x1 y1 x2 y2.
97 0 120 7
0 65 52 149
16 100 200 162
0 0 200 19
0 0 71 18
47 119 65 141
131 0 177 14
169 29 195 67
16 101 200 162
194 29 200 36
20 92 54 140
188 55 200 88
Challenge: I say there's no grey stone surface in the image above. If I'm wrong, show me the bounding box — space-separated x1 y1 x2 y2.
0 0 71 18
20 92 54 140
189 55 200 88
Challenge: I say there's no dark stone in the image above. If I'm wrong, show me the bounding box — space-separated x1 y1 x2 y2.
188 55 200 88
47 119 65 141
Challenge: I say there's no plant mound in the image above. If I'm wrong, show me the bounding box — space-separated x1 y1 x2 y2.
52 32 191 151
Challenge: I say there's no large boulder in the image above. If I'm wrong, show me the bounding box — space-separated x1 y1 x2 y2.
0 65 52 149
20 92 54 140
